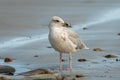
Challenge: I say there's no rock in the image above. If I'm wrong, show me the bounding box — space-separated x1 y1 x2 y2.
104 54 117 58
75 74 85 78
18 68 53 76
116 59 120 61
30 74 59 80
34 55 39 57
4 58 13 63
78 59 87 62
0 76 8 80
117 33 120 36
83 27 88 30
93 48 103 52
62 59 66 62
47 46 53 48
0 65 15 75
18 68 60 80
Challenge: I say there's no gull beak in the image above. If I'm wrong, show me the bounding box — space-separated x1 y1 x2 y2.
63 22 72 28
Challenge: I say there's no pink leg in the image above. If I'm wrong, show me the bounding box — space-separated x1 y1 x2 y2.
69 52 72 70
62 52 72 70
59 53 62 70
54 53 72 71
53 53 62 70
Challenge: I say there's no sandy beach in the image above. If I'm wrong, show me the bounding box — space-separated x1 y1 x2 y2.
0 0 120 80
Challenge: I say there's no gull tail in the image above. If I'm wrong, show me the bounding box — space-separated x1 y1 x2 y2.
82 43 89 49
84 45 89 49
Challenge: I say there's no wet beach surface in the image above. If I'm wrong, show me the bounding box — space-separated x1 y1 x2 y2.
0 0 120 80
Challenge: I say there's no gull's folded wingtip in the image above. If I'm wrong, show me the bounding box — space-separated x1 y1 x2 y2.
84 45 89 49
85 47 89 49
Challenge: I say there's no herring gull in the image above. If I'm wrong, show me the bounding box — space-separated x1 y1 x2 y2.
48 16 89 70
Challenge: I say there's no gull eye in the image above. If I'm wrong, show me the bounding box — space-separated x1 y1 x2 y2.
55 20 60 22
53 20 60 22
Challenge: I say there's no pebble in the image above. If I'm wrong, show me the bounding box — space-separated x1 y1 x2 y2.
116 59 120 61
117 33 120 36
93 48 103 52
34 55 39 57
78 59 87 62
83 27 88 30
47 46 52 48
104 54 117 58
62 59 66 62
75 74 85 78
4 58 13 63
0 76 8 80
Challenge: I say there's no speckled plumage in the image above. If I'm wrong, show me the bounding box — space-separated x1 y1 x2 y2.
48 16 89 70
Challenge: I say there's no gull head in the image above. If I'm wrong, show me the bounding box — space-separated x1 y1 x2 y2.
49 16 71 28
52 16 64 23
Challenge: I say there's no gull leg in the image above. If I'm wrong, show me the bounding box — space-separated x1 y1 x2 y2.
69 52 72 70
59 53 62 70
53 53 62 70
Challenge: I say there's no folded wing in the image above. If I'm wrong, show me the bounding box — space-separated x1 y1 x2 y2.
65 28 89 50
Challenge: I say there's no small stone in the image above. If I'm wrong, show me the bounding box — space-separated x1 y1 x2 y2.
83 27 88 30
117 33 120 36
47 46 52 48
4 58 13 62
62 59 66 62
0 76 8 80
78 59 87 62
104 54 117 58
116 59 120 61
34 55 39 57
93 48 102 52
75 74 85 78
116 59 119 61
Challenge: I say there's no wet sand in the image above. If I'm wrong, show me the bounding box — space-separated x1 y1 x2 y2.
0 0 120 80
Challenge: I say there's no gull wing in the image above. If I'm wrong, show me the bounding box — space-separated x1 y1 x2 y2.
65 28 89 49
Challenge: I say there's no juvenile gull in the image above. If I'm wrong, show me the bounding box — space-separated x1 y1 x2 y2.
48 16 89 70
